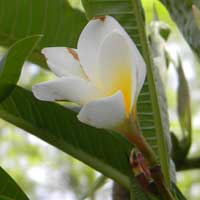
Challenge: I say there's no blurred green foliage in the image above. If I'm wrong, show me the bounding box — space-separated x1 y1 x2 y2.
0 118 97 200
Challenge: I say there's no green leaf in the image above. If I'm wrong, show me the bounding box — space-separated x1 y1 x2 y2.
0 0 87 67
159 0 200 56
0 167 29 200
0 35 42 101
79 175 107 200
177 58 192 154
0 86 133 189
1 87 158 199
192 4 200 29
81 0 171 185
0 86 160 199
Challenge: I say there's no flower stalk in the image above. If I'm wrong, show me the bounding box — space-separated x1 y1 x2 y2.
125 130 157 166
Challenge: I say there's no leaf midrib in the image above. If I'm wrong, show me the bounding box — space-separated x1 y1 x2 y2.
0 101 130 189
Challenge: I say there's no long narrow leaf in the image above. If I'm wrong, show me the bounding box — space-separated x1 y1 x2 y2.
177 59 192 154
0 35 42 101
0 86 133 189
0 167 29 200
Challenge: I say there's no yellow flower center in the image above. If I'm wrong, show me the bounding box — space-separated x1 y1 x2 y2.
107 66 132 115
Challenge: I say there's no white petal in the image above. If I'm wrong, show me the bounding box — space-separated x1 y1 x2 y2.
42 47 86 78
77 16 127 82
78 15 146 109
96 31 137 114
32 76 103 105
77 91 127 130
109 29 146 104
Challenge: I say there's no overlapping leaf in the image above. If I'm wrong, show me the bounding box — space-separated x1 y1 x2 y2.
0 35 42 101
177 59 192 157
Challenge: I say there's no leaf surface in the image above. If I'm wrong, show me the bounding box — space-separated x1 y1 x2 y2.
0 86 133 189
0 35 42 101
0 167 29 200
0 0 87 67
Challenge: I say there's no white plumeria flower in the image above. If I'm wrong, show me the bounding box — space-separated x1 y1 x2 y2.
32 16 146 132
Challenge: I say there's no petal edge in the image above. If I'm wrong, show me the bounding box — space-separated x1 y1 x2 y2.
77 91 127 130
